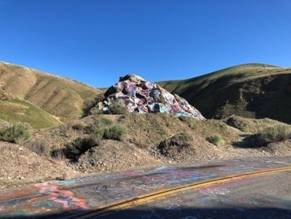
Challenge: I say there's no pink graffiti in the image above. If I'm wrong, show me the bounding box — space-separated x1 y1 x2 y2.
35 183 88 210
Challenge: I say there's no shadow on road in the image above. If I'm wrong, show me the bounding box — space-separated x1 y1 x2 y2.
1 207 291 219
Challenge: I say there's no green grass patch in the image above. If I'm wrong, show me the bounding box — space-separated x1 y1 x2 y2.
0 99 60 129
253 125 291 145
0 123 31 144
108 101 128 115
225 116 288 133
234 125 291 148
64 135 100 162
206 135 222 146
103 125 124 141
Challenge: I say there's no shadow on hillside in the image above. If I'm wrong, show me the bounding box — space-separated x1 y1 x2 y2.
1 207 291 219
232 134 268 148
182 72 291 124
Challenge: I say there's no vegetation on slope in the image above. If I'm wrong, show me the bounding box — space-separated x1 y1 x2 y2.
0 62 101 122
160 63 291 123
1 112 291 188
1 61 291 189
28 113 240 167
0 98 61 129
224 115 289 133
0 123 31 144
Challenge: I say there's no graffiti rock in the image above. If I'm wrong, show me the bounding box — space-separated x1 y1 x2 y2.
98 74 205 119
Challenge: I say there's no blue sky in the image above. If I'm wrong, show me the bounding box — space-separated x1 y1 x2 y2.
0 0 291 87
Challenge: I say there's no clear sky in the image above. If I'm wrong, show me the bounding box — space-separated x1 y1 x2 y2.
0 0 291 87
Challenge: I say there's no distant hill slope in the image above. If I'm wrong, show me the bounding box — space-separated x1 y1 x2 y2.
0 62 101 122
160 63 291 123
0 97 61 129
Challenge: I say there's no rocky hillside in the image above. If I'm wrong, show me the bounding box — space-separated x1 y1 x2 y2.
0 112 287 190
160 63 291 123
0 62 101 122
1 62 291 190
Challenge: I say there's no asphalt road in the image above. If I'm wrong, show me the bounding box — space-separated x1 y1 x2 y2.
0 157 291 219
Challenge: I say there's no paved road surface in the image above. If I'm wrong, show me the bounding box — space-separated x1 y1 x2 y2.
0 157 291 218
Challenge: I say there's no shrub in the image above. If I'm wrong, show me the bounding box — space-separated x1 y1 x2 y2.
71 121 87 130
95 128 105 140
253 125 291 145
156 133 194 160
82 95 103 116
178 116 188 122
26 139 49 156
103 125 124 141
84 118 112 134
109 101 127 115
157 133 193 154
179 116 197 129
174 132 193 142
65 135 100 162
89 106 103 115
206 135 221 146
84 123 98 134
98 118 113 126
0 123 30 144
50 147 65 160
225 116 249 132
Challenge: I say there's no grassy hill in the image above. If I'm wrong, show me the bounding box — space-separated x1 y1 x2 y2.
160 63 291 123
1 61 291 188
0 97 61 129
0 88 60 129
0 61 101 122
1 61 291 127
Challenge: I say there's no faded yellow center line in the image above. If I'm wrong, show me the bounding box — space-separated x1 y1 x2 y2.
76 165 291 218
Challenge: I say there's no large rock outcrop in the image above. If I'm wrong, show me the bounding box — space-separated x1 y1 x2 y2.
98 74 205 119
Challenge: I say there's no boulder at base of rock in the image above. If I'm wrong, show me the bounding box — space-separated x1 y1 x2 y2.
99 74 205 119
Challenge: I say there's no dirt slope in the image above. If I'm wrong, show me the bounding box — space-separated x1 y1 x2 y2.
0 141 79 190
1 113 291 189
27 114 291 172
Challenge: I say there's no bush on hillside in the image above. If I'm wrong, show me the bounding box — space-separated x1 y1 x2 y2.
26 139 49 156
103 125 124 141
84 118 112 134
156 133 194 160
178 116 188 122
71 121 87 130
253 125 291 145
206 135 222 146
97 118 113 126
109 101 127 115
0 123 30 144
157 133 193 155
234 125 291 148
89 106 103 115
178 116 197 129
225 116 249 132
82 94 103 116
50 146 65 160
65 135 100 162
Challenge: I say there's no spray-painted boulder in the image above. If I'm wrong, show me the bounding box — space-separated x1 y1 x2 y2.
98 74 205 119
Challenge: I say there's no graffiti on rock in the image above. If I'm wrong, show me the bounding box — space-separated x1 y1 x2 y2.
95 74 205 119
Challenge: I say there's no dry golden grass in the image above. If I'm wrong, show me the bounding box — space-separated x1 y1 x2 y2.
0 62 101 122
0 98 61 129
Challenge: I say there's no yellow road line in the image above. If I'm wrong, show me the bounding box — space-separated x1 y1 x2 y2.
77 165 291 218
